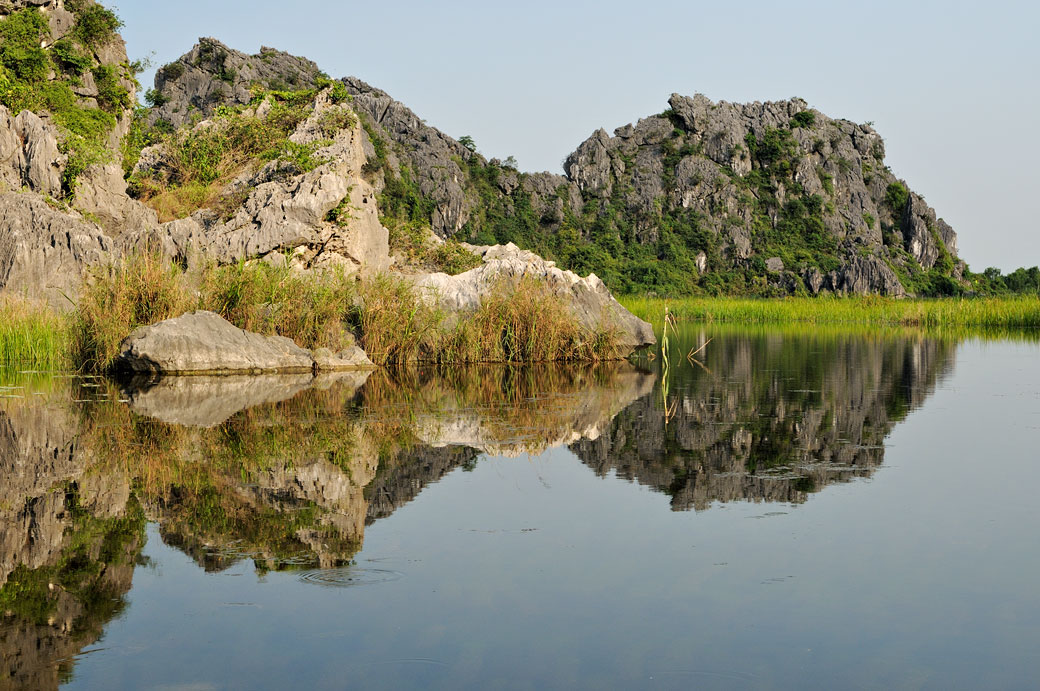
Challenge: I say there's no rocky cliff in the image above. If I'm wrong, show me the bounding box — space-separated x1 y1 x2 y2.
343 80 963 296
1 5 968 303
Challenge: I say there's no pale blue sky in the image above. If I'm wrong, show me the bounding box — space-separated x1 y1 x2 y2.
118 0 1038 271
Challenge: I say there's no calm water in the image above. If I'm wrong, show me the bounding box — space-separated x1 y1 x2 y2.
1 327 1039 689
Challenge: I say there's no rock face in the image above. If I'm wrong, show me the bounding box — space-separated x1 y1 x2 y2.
0 192 113 306
128 86 391 275
340 78 963 296
116 310 317 374
148 38 323 129
415 243 656 350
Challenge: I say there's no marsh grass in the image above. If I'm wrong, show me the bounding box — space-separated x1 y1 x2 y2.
0 296 72 370
622 296 1040 331
201 261 358 352
13 255 623 373
357 275 624 365
72 254 196 371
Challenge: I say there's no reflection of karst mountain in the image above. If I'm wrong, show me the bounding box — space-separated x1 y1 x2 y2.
573 330 955 510
0 377 142 690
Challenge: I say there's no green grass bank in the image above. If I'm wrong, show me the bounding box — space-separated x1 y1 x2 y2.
621 296 1040 331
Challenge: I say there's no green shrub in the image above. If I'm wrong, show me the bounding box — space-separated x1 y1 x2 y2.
51 38 93 74
159 61 185 82
791 111 816 128
72 6 123 48
0 9 51 83
92 64 131 112
885 181 909 212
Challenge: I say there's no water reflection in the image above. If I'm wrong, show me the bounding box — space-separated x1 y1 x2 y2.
576 327 955 509
0 330 956 687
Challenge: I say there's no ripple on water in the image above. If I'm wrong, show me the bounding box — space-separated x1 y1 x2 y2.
299 567 404 588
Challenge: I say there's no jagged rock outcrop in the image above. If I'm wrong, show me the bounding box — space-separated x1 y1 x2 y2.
149 38 322 129
0 192 112 306
0 107 64 197
416 243 655 349
127 87 391 275
339 78 963 296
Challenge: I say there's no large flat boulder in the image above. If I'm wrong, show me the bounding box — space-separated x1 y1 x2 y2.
415 243 656 352
115 311 315 374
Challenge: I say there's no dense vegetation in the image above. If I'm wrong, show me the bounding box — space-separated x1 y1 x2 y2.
0 3 133 194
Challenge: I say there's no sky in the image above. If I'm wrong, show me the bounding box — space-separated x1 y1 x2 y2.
117 0 1039 272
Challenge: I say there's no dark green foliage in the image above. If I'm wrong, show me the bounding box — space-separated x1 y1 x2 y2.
159 61 185 81
0 9 51 82
791 110 816 128
965 265 1040 295
92 64 131 112
885 181 909 212
145 87 166 107
72 5 123 48
52 37 93 74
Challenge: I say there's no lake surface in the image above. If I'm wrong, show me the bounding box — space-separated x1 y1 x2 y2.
1 326 1038 689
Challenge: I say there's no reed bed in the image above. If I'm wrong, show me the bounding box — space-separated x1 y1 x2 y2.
0 296 72 370
9 254 621 372
621 296 1040 331
357 275 623 365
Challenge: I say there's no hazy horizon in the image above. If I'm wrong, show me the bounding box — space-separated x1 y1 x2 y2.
120 0 1038 273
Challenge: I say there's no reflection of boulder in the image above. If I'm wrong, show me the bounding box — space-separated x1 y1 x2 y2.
125 373 321 428
573 331 955 510
124 370 373 428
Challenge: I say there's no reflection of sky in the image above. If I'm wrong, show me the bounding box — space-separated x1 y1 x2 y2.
64 341 1040 689
118 1 1040 271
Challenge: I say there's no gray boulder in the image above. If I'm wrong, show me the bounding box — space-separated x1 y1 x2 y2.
116 310 315 374
311 346 376 371
415 243 656 352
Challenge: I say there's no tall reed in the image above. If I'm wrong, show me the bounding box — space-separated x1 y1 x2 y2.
621 295 1040 331
0 296 71 370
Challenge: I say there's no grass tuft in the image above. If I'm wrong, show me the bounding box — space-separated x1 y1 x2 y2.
0 296 71 370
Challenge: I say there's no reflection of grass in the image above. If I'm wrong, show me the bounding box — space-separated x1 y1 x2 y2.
79 379 369 570
361 363 634 455
622 296 1040 333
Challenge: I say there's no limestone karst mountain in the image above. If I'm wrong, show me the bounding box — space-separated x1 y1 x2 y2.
148 36 962 296
1 1 964 307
